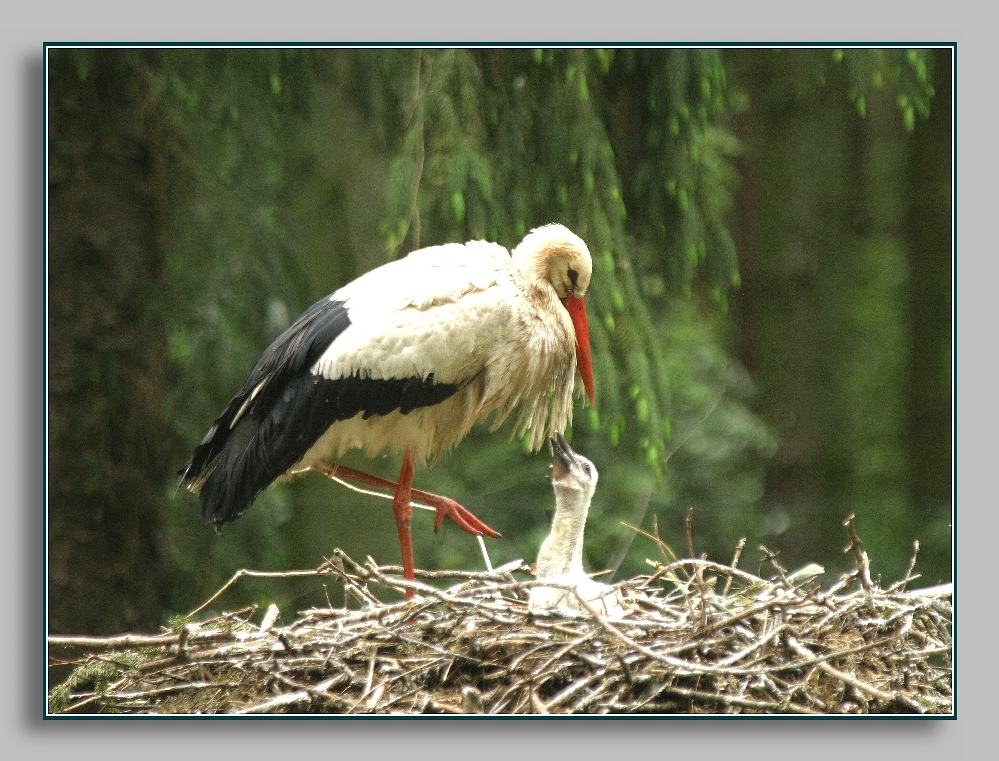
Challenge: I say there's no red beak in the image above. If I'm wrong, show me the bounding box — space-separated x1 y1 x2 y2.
561 294 596 405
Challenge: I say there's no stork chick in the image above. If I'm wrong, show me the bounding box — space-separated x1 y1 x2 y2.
529 433 625 617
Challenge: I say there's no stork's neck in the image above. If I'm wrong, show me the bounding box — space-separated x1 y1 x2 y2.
511 266 560 314
491 270 576 453
535 487 590 579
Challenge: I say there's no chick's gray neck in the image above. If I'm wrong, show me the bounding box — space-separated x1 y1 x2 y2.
535 485 591 578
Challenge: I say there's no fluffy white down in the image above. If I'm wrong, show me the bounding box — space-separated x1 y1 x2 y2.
528 575 626 618
297 235 580 467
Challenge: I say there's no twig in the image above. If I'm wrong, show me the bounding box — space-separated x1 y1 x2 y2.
185 565 335 619
722 538 747 597
785 636 894 703
843 514 874 592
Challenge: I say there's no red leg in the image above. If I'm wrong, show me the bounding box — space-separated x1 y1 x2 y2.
312 462 500 538
393 452 416 595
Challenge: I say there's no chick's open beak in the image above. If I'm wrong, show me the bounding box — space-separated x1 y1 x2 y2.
550 432 576 479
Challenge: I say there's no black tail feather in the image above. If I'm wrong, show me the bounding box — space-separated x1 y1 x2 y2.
197 414 272 528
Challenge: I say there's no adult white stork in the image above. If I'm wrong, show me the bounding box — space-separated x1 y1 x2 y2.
178 223 595 587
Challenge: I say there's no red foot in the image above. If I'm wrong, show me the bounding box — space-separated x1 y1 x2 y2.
314 462 501 539
410 488 501 538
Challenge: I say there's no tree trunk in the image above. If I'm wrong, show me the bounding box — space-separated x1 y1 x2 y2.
47 50 175 633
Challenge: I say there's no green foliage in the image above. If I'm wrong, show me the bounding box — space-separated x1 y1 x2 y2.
828 49 936 130
376 50 746 479
48 651 145 714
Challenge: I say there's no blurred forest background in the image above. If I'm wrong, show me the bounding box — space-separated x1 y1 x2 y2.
47 47 952 634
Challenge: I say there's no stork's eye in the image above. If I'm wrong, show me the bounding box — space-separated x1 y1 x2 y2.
581 461 591 476
567 267 579 288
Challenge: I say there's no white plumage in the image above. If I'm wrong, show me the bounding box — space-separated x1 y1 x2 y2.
180 224 596 587
306 230 588 459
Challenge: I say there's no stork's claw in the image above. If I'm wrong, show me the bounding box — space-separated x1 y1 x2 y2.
412 490 501 539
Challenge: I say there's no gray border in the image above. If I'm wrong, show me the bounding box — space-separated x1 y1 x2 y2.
9 0 989 757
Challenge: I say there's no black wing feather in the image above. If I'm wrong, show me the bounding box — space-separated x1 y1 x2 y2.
178 296 460 529
178 296 350 490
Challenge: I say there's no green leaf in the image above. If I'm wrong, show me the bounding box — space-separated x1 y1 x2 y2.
611 288 625 313
600 251 615 273
587 406 601 430
594 48 614 74
450 190 466 223
636 397 650 424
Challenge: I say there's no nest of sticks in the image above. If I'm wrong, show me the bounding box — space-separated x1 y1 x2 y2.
48 516 952 715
